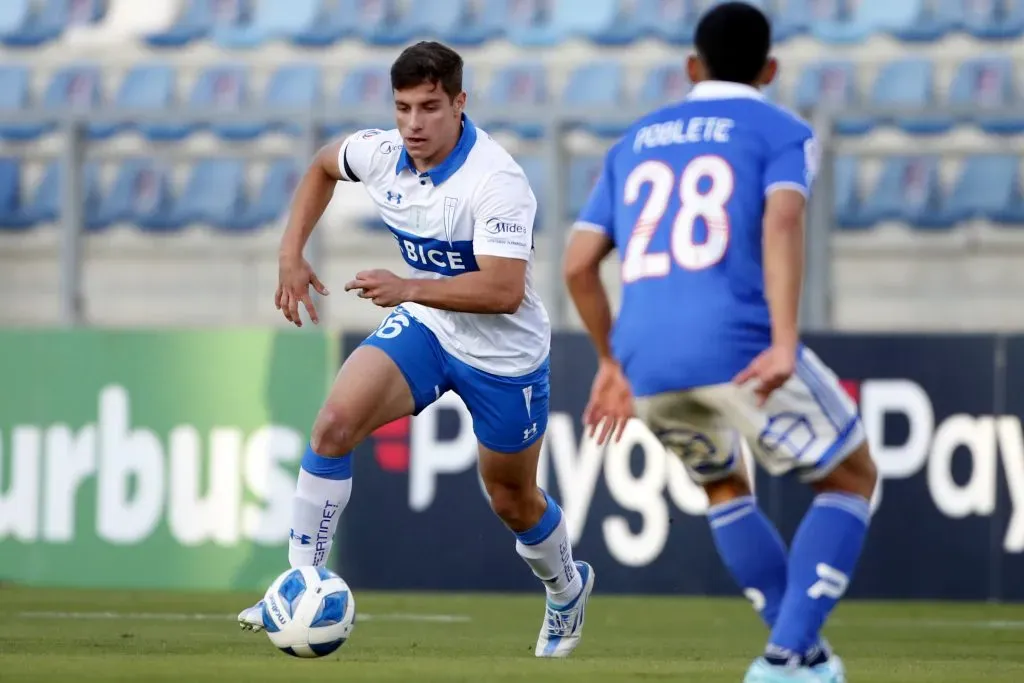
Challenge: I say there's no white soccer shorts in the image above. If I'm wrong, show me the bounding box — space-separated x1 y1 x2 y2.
634 346 866 484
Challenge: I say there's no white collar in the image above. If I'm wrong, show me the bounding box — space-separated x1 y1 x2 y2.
687 80 765 101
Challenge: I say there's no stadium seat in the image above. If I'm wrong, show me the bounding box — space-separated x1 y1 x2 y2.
884 0 960 42
0 158 34 230
146 0 250 48
233 159 301 230
0 65 48 141
948 56 1023 134
213 0 322 48
859 156 947 228
794 61 873 135
3 0 105 47
21 160 102 227
646 0 702 45
577 0 647 44
90 64 176 140
345 0 415 47
942 155 1020 224
568 157 603 218
515 155 547 229
263 64 323 136
961 0 1024 40
327 64 393 136
562 62 626 136
639 64 691 107
833 156 870 230
423 0 504 46
773 0 855 41
810 0 874 43
502 0 563 47
95 159 175 231
870 59 952 134
289 0 353 46
147 65 254 141
483 63 548 139
0 0 32 40
171 159 247 229
43 66 104 123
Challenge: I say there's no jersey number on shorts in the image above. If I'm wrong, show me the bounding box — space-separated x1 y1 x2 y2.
621 155 734 283
376 312 411 339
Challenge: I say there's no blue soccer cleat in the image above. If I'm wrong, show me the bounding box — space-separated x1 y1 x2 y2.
535 561 595 658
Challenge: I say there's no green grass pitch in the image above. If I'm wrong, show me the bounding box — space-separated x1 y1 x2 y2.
1 585 1023 682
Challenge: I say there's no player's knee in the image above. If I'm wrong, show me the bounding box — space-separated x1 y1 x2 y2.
486 482 543 530
310 407 361 456
815 442 877 500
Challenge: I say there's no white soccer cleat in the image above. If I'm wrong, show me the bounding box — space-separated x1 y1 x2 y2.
810 654 846 683
535 561 595 658
237 600 265 632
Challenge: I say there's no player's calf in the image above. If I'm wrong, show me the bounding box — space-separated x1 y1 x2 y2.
767 442 876 666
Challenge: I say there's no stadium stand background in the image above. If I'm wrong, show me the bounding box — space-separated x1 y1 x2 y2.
1 0 1024 332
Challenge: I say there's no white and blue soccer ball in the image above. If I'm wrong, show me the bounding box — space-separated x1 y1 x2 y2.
261 566 356 658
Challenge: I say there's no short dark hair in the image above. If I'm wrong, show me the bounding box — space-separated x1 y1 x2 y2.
694 2 771 84
390 41 464 100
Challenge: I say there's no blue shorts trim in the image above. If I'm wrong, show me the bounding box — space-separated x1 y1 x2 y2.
360 308 550 454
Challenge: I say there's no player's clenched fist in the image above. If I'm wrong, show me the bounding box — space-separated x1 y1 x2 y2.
732 344 797 407
276 253 329 327
584 359 635 445
344 269 411 308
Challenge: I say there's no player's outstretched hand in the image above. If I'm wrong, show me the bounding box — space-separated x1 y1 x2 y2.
344 269 411 308
276 254 329 327
732 344 797 407
584 359 635 446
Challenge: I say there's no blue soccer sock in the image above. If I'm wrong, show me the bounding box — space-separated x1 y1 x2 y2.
288 443 353 569
766 492 871 665
708 496 788 629
514 490 583 606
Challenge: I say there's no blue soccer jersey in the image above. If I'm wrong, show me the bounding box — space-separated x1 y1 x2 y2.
576 81 819 397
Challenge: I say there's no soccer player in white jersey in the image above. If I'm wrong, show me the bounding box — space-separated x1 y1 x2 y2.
562 4 877 682
237 41 594 658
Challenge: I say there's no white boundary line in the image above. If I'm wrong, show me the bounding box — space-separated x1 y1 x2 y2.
18 611 471 624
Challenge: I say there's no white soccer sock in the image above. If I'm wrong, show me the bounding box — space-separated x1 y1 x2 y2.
515 492 583 606
287 447 353 568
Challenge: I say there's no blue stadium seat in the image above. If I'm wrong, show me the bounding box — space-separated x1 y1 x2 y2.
428 0 504 46
942 155 1020 224
859 156 947 229
810 0 873 43
172 159 247 229
88 65 175 140
345 0 414 46
0 158 33 230
290 0 355 46
146 0 250 48
483 63 548 138
568 157 603 218
264 64 323 136
234 159 300 230
948 56 1023 134
0 65 48 141
885 0 960 42
3 0 105 47
773 0 856 41
870 59 951 134
833 156 870 230
646 0 702 45
43 65 104 119
22 160 102 226
515 155 547 229
541 0 621 45
961 0 1024 40
503 0 565 47
95 159 175 231
0 0 32 40
639 64 691 107
572 0 645 44
147 65 254 141
327 65 393 136
794 61 873 135
213 0 322 48
562 62 626 136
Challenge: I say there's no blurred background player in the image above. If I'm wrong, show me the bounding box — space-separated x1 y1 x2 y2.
237 40 594 658
562 3 877 682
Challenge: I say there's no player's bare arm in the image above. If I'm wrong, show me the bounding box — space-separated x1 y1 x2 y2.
564 228 634 444
345 255 527 313
275 141 341 327
733 188 806 405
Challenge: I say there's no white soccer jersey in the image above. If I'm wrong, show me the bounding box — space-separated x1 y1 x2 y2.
336 117 551 377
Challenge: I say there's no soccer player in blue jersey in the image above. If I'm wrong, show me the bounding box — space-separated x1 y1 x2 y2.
563 3 877 682
238 41 593 657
